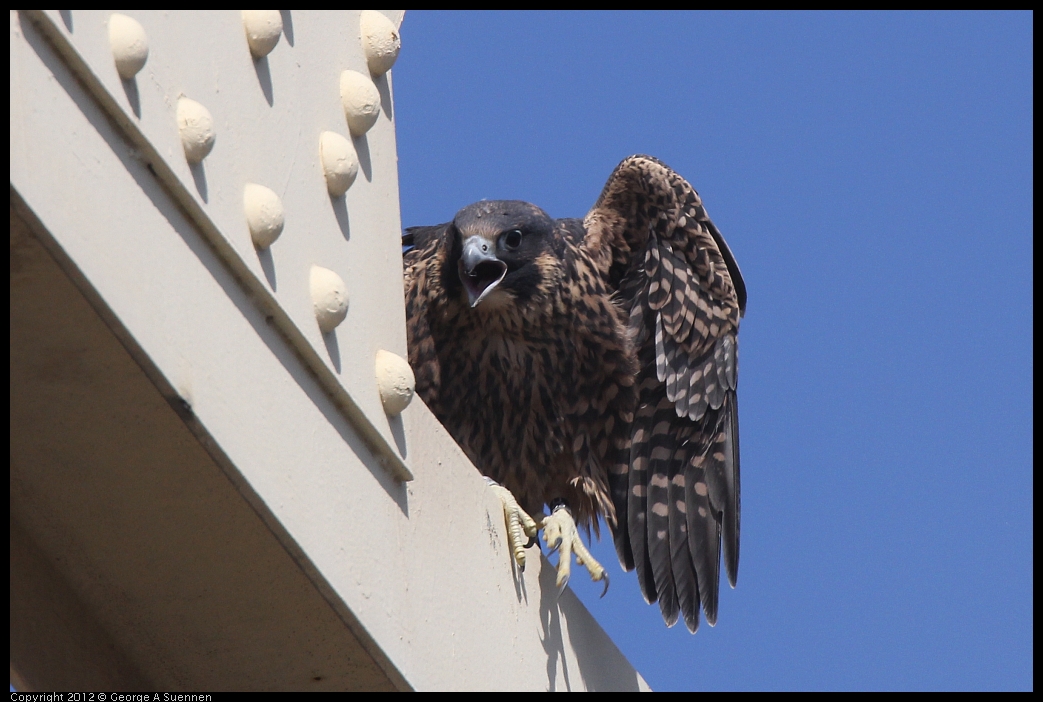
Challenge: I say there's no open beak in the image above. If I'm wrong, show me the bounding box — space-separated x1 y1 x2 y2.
458 237 507 308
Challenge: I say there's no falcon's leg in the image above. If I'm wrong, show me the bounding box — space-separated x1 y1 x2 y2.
486 478 540 571
543 501 610 598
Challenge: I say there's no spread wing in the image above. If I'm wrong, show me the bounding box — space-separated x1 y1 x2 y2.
583 155 745 632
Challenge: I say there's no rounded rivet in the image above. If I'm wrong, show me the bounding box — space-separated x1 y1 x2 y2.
242 10 282 58
177 98 216 163
319 131 359 197
310 266 349 333
359 10 401 76
375 350 415 416
108 13 149 79
339 70 381 137
243 184 284 249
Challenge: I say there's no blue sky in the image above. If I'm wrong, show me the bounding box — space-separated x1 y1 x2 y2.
392 11 1032 691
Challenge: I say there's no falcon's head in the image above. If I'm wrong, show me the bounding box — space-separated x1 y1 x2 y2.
446 201 556 309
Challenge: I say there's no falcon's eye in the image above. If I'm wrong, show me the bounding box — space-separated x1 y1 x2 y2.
503 229 523 250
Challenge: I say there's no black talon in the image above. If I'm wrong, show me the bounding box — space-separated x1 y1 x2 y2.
524 535 537 549
599 573 610 598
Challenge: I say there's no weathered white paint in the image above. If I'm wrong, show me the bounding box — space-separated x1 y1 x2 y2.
375 349 416 417
107 13 148 79
311 265 350 333
340 69 382 136
176 97 216 163
243 182 285 249
241 10 282 58
319 130 360 196
359 10 401 76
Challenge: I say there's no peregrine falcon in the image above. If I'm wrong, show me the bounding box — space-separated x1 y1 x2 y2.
402 155 745 632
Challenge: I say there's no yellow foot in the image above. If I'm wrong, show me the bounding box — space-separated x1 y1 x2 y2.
486 479 540 571
542 504 609 597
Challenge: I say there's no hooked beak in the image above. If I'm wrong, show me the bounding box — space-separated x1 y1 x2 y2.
458 237 507 308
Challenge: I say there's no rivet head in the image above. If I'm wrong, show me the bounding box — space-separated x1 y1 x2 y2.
339 70 381 137
359 10 401 76
319 131 359 197
310 266 349 333
108 13 149 79
243 184 284 249
375 350 415 416
177 98 216 163
242 10 282 58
